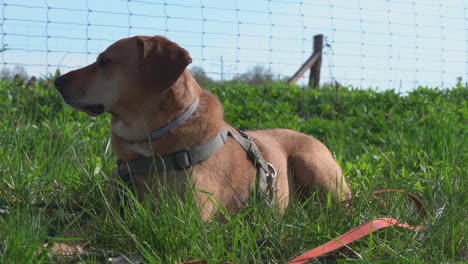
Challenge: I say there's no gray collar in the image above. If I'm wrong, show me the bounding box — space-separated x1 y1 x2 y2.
126 97 199 144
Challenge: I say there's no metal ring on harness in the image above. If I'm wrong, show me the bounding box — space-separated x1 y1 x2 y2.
265 162 277 205
266 162 277 178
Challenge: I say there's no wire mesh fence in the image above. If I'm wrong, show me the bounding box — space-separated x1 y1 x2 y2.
1 0 467 91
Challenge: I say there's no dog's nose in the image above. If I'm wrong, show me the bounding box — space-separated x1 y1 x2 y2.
54 76 67 89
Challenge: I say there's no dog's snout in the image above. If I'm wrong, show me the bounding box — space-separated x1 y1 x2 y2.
54 76 67 89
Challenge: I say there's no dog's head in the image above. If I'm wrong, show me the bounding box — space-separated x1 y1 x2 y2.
54 36 192 116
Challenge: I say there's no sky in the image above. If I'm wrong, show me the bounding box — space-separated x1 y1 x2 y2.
0 0 467 92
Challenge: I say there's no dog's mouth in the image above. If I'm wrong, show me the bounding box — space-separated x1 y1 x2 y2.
80 104 105 116
57 91 102 116
59 95 105 116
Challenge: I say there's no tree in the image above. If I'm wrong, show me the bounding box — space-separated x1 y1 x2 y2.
232 65 273 86
190 66 215 87
1 67 10 79
1 65 28 79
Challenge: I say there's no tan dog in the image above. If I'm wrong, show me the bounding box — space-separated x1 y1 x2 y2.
55 35 350 220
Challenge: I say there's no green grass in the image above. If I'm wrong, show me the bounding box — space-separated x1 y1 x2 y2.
0 78 466 263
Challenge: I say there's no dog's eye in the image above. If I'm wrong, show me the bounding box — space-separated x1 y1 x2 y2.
98 57 111 67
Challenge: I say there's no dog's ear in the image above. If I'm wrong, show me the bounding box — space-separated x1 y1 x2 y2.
136 36 192 92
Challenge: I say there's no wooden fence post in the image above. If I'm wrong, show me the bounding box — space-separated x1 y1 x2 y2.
309 34 323 87
287 34 323 87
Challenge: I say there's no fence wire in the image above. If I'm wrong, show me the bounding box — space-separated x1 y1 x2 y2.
0 0 467 91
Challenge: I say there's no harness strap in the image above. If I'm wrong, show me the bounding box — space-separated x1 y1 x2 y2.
227 129 276 204
227 129 270 172
116 127 276 204
118 127 228 176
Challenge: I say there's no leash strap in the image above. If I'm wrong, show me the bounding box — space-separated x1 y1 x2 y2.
178 217 423 264
178 189 426 264
288 218 423 264
179 260 232 264
342 188 427 218
288 189 426 263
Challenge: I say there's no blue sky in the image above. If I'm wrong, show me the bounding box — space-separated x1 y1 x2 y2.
1 0 467 92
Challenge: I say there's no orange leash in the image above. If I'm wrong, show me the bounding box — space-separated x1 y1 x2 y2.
179 260 232 264
288 189 426 263
179 189 426 264
288 217 423 264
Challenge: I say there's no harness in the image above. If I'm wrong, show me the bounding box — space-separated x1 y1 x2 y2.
117 127 277 204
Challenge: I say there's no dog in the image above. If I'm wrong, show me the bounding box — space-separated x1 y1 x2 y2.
55 35 351 221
